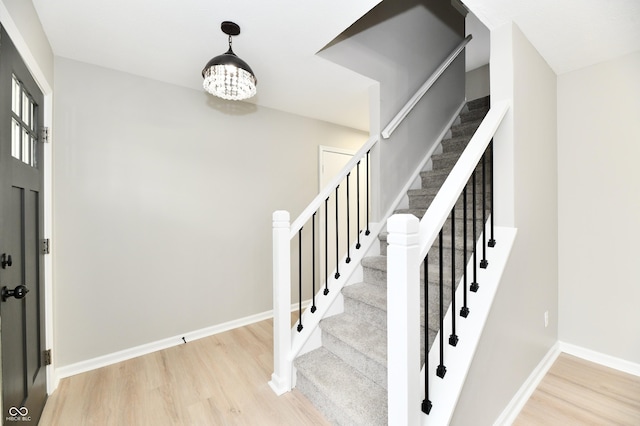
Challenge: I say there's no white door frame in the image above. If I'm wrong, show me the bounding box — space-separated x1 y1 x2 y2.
318 145 356 192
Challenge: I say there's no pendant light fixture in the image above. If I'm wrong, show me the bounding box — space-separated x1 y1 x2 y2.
202 21 257 101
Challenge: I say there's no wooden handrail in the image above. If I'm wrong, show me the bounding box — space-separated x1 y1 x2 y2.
381 35 472 139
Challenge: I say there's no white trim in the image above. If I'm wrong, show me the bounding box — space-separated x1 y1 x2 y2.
559 342 640 377
56 302 309 380
493 343 561 426
318 145 357 192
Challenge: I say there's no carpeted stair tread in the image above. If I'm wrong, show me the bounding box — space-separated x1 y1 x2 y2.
295 347 387 425
361 255 387 273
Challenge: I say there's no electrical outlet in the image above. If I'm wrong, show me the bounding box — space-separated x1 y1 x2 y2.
544 311 549 328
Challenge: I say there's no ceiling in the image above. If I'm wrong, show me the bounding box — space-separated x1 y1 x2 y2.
462 0 640 74
32 0 640 131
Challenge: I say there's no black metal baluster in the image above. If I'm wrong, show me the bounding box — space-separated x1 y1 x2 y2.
335 186 340 279
324 198 329 295
480 152 488 269
488 141 496 248
297 228 303 332
365 150 371 236
461 183 470 318
346 173 351 264
437 229 447 378
449 208 458 346
422 255 432 414
311 212 317 313
356 161 362 249
471 171 479 293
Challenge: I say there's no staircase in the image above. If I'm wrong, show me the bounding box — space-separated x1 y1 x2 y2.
294 96 491 425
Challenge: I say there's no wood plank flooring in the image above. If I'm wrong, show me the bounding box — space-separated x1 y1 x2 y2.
40 318 640 426
514 353 640 425
39 318 330 425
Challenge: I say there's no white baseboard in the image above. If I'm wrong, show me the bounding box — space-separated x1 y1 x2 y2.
493 343 561 426
559 341 640 377
55 301 310 382
494 341 640 425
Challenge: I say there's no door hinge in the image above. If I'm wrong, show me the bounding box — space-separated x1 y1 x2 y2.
41 238 50 254
44 349 52 366
41 127 49 144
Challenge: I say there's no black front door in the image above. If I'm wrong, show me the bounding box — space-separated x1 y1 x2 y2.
0 24 47 425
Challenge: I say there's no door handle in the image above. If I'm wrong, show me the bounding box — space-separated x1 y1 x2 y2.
1 285 29 302
1 253 12 269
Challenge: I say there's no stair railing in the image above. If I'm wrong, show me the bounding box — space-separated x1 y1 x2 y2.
270 134 380 395
387 100 509 423
382 35 472 139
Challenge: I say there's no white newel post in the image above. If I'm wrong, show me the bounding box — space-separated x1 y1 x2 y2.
387 214 421 425
269 210 292 395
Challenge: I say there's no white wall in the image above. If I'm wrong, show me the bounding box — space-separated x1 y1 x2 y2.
451 23 558 424
558 51 640 363
52 58 367 367
318 0 465 218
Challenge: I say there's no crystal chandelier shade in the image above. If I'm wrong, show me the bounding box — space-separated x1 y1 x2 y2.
202 22 257 101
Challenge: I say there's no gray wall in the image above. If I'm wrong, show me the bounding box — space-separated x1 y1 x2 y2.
558 51 640 363
466 64 490 100
319 0 465 218
52 58 367 367
451 23 558 425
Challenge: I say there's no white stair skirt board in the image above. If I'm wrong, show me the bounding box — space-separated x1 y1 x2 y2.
55 301 311 382
421 226 517 426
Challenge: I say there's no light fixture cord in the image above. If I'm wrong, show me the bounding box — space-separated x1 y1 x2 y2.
228 35 233 50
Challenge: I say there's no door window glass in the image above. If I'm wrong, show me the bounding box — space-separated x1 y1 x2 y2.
10 74 38 167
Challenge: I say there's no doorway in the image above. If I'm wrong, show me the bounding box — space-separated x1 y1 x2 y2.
318 146 366 287
0 24 47 425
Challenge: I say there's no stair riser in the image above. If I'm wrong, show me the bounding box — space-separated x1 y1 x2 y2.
408 192 491 211
441 137 469 153
420 166 492 189
466 97 490 110
364 265 462 288
343 296 387 331
450 122 481 138
321 329 388 390
294 371 354 425
460 108 488 123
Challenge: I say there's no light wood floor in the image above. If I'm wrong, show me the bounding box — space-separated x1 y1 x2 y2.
514 353 640 425
40 319 640 426
39 318 330 425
